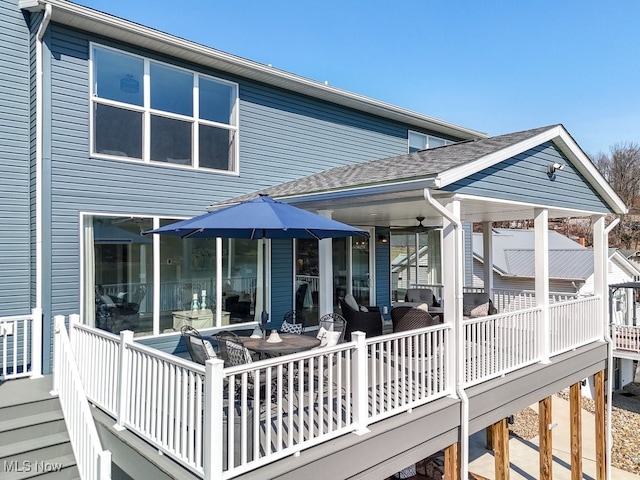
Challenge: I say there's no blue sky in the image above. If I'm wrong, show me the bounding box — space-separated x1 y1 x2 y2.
76 0 640 156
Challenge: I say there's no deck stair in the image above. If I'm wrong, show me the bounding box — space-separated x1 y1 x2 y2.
0 376 78 480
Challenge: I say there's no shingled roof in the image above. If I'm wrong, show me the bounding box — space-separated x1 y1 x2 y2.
211 125 558 208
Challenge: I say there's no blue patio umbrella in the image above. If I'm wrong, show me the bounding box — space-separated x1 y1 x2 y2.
143 195 368 325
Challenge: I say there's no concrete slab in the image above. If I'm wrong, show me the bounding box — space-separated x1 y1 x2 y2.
468 396 640 479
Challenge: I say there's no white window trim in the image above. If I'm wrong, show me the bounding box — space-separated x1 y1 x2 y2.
408 130 452 152
89 43 240 174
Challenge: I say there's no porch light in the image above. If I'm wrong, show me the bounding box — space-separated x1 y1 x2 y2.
547 162 565 178
378 234 388 244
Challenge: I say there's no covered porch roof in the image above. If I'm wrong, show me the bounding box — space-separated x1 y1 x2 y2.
211 124 626 226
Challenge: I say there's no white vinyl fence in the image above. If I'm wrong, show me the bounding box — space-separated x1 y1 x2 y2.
0 308 42 380
52 315 111 480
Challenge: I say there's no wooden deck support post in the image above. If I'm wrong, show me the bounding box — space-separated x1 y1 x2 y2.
570 382 582 480
444 442 460 480
486 424 494 451
539 396 552 480
493 418 510 480
595 370 606 480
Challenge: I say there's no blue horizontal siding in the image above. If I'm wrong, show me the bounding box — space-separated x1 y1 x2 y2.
444 142 611 214
45 23 425 319
0 0 32 315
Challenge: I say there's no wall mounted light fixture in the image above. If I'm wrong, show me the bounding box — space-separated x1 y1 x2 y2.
547 162 565 178
377 234 388 244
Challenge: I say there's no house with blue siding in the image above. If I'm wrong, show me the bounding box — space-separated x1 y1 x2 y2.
0 1 633 479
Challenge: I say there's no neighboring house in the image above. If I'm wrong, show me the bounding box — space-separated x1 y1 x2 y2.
471 228 640 297
472 228 640 395
0 1 630 479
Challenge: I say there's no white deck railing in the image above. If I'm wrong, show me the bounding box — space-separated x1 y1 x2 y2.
0 308 42 380
492 289 579 313
611 325 640 353
61 294 602 479
52 315 111 480
549 295 602 356
366 324 452 423
463 308 541 386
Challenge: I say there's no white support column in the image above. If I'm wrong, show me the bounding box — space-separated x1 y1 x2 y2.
534 208 551 364
592 215 612 480
482 221 493 297
441 196 469 480
216 237 223 327
318 210 334 318
592 216 607 326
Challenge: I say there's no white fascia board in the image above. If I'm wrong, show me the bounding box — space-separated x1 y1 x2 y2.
30 0 485 141
274 177 439 205
453 192 607 218
611 251 640 277
435 125 627 215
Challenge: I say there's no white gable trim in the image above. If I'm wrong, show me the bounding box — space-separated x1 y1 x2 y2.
435 125 627 215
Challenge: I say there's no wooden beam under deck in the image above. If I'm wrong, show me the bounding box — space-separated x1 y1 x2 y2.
538 396 553 480
594 370 606 480
570 382 582 480
493 418 510 480
444 442 460 480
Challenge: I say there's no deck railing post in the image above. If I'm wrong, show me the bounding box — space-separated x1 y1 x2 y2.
114 330 134 431
351 331 370 435
50 315 65 395
30 307 43 378
68 313 80 353
203 358 224 480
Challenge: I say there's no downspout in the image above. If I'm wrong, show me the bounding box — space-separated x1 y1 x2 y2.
424 189 469 480
603 217 619 480
35 3 52 310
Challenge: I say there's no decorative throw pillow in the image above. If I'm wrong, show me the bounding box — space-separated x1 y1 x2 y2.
317 327 341 347
470 302 490 317
359 305 369 312
416 303 430 312
280 321 303 334
204 339 217 359
344 293 359 312
462 304 473 316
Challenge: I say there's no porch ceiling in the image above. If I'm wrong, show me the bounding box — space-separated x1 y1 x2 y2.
289 189 590 229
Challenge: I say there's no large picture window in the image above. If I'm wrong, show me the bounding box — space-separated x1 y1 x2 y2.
83 215 259 336
91 44 239 172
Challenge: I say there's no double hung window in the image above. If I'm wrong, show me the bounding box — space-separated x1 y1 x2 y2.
91 45 238 172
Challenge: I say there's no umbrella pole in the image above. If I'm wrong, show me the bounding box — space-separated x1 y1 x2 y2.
261 240 268 336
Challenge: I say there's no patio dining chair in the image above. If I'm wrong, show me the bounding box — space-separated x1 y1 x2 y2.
220 334 279 409
212 330 242 367
181 325 217 365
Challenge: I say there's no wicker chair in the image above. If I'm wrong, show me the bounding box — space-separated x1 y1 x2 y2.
391 306 440 333
405 288 440 307
339 299 382 341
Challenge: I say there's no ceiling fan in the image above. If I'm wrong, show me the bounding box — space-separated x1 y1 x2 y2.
390 216 441 234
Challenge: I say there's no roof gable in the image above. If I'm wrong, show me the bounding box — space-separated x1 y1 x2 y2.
215 125 626 216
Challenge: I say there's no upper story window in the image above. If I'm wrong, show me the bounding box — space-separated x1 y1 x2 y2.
91 45 239 172
408 131 452 153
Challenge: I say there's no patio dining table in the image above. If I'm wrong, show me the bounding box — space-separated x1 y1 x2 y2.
241 333 321 356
